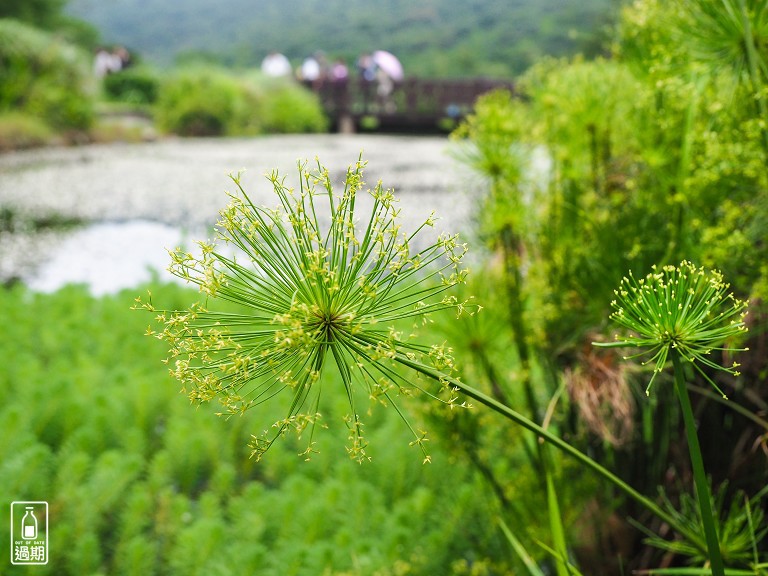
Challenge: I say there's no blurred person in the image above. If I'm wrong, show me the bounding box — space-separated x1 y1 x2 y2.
330 58 348 82
114 46 132 70
376 67 395 112
370 50 403 112
298 52 327 89
357 52 376 81
261 51 292 77
94 46 121 78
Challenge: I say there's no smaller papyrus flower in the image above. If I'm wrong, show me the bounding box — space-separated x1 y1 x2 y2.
595 260 749 397
136 157 472 462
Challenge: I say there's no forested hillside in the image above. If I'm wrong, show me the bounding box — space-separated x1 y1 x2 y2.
65 0 618 77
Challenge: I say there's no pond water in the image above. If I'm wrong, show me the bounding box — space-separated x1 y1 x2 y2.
0 134 478 294
21 220 188 295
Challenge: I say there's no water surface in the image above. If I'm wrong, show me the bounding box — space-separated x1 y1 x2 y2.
0 135 476 293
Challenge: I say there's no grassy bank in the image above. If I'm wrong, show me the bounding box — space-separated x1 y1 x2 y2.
0 283 509 575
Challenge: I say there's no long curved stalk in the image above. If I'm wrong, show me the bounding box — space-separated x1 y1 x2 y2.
395 353 707 552
672 353 725 576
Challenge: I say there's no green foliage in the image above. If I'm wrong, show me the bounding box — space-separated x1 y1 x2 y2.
620 0 768 87
0 283 511 575
639 484 768 569
258 79 328 133
102 67 160 105
448 0 768 571
0 0 65 29
616 0 768 305
0 0 99 46
154 66 327 136
154 66 254 136
0 111 54 151
451 89 528 187
0 18 95 132
521 57 647 170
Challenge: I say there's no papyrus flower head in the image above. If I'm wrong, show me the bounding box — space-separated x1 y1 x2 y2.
595 260 748 397
137 157 472 462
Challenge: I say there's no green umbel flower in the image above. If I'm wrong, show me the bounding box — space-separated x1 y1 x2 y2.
137 158 472 462
596 260 749 397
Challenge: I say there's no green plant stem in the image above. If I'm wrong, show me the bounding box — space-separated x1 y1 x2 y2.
396 353 707 552
542 444 571 576
672 352 725 576
738 0 768 161
498 517 547 576
663 75 701 264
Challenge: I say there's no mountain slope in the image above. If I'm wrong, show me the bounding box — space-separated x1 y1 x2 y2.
66 0 617 77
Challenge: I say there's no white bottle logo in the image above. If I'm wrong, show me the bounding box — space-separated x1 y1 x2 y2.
21 507 37 540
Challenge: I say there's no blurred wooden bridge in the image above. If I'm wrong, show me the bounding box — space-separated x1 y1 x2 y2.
313 77 515 133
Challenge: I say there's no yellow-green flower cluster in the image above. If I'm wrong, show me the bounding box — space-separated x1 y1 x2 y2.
137 157 472 462
597 260 749 396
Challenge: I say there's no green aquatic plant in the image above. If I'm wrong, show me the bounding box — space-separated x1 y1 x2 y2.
638 483 768 570
596 261 750 576
598 260 749 397
138 157 738 565
137 157 472 462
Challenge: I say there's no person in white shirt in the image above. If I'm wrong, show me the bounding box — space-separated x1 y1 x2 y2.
260 52 292 77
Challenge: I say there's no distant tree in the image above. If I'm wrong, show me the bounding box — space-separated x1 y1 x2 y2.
0 0 100 50
0 0 67 28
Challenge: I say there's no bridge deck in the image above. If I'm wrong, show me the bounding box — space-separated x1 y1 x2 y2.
313 77 515 133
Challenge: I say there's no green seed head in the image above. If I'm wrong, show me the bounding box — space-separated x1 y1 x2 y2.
137 156 474 462
596 260 749 397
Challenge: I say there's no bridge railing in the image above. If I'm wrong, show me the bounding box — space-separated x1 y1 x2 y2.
313 76 515 132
